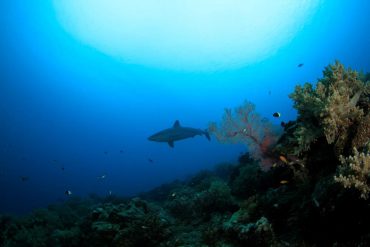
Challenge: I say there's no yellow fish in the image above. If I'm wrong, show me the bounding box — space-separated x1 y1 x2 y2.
279 155 288 164
280 180 289 185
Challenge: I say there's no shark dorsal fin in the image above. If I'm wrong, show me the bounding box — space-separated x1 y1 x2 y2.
173 120 181 128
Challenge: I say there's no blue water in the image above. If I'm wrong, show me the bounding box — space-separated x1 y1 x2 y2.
1 1 369 214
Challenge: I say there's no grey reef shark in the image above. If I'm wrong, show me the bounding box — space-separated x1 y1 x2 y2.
148 120 211 147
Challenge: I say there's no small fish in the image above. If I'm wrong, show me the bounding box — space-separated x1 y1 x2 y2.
272 112 281 118
104 151 108 155
228 131 239 137
281 121 286 127
97 174 106 180
120 150 124 153
279 155 288 164
171 193 176 197
313 197 320 208
268 90 271 95
20 176 29 182
65 190 72 196
298 63 304 67
148 158 154 163
108 190 112 196
280 180 289 185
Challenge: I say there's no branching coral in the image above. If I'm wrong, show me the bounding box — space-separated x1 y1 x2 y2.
194 180 236 213
223 213 277 245
289 61 370 155
352 113 370 149
209 100 281 169
334 148 370 199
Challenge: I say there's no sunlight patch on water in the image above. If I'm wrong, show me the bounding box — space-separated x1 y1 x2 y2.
54 0 321 71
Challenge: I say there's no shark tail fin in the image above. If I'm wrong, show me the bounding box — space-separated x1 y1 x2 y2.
204 129 211 141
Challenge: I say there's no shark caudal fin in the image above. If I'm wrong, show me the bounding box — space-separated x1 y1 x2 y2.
204 129 211 141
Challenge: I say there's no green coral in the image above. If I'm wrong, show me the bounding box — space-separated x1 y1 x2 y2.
334 148 370 199
223 212 277 246
86 198 171 247
50 227 81 247
229 161 263 198
165 178 237 222
164 186 197 221
195 180 236 214
289 60 369 155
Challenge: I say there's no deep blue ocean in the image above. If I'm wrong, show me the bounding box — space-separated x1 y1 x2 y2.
1 1 369 215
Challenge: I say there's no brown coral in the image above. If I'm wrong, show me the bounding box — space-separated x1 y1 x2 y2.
352 113 370 149
289 61 370 155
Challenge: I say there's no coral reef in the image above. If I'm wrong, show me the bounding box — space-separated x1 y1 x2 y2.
228 157 266 198
289 60 370 155
334 148 370 199
84 198 172 247
0 198 89 247
1 61 369 246
223 214 277 246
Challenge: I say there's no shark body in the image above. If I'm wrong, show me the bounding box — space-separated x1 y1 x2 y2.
148 120 210 147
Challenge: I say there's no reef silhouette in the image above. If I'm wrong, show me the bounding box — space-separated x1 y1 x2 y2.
0 61 369 246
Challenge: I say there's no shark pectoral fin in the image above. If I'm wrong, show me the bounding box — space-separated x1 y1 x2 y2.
204 130 211 141
168 141 174 148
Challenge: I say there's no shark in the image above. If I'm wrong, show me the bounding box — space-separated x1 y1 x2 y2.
148 120 210 147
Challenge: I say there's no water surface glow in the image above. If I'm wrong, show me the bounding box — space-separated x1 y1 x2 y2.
54 0 321 71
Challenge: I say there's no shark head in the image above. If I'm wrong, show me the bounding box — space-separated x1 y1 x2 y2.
148 132 165 142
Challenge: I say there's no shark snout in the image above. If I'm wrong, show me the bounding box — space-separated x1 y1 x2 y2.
148 135 155 141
